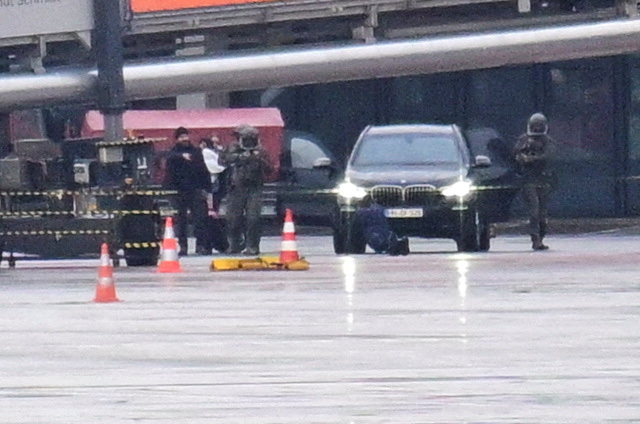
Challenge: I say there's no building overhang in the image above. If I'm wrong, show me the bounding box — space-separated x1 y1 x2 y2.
1 18 640 110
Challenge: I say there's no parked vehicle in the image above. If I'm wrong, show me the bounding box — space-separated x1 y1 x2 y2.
333 124 518 254
275 130 342 225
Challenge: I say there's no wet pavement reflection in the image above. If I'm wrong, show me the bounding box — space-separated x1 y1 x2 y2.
0 234 639 423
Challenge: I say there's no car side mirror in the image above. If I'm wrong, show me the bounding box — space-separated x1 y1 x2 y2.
313 157 332 168
474 155 492 168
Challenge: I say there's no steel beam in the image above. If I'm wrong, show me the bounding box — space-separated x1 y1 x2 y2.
2 18 640 110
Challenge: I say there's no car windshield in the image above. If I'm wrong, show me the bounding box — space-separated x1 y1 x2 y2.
351 133 461 166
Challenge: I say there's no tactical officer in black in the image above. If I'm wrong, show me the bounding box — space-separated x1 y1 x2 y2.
165 127 211 256
514 113 554 251
221 125 273 255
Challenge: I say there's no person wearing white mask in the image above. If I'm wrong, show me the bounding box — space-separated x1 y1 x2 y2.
199 136 227 212
198 136 230 254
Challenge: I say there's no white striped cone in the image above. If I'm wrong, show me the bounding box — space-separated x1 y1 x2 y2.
158 217 182 273
94 243 119 302
163 216 177 240
280 208 300 263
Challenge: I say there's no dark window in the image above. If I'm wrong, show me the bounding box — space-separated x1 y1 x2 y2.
388 74 461 124
625 57 640 214
548 62 614 157
468 67 535 144
546 58 616 217
628 62 640 163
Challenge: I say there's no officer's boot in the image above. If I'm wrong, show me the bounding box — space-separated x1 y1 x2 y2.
226 229 244 254
227 240 243 254
531 234 549 251
538 235 549 250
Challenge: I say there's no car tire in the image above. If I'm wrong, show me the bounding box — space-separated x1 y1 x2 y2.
333 227 346 254
456 210 490 252
347 230 367 254
333 212 366 254
478 225 491 252
456 235 477 252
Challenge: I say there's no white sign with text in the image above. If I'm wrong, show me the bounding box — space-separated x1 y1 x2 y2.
0 0 93 40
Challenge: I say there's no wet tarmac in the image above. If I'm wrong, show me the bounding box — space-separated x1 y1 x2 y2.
1 234 639 423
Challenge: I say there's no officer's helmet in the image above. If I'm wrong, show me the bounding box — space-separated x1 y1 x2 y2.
234 124 260 150
527 113 548 136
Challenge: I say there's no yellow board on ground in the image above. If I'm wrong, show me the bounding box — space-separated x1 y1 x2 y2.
210 256 309 271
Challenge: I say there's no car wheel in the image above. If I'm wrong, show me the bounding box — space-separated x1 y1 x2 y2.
333 231 347 254
478 225 491 252
333 212 366 254
347 230 366 254
456 235 477 252
333 224 346 254
456 210 489 252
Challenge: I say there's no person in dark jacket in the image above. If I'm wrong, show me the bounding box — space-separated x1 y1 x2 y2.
353 195 409 255
165 127 211 256
514 113 555 251
220 125 273 255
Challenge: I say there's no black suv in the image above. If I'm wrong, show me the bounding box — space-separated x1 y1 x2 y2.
333 124 518 253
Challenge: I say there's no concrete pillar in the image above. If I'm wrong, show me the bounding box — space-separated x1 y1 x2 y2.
206 35 231 108
104 114 124 143
176 35 231 109
93 0 126 141
206 91 231 108
176 36 208 109
352 5 378 44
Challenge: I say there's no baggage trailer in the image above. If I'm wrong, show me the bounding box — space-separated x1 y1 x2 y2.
0 136 175 266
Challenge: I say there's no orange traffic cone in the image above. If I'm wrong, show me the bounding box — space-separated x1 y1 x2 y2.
94 243 119 303
280 208 300 264
158 217 182 273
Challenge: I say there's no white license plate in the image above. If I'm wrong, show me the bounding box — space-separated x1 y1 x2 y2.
384 208 423 218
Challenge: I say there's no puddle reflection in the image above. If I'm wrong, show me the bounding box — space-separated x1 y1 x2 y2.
341 257 356 332
455 256 470 343
456 257 469 299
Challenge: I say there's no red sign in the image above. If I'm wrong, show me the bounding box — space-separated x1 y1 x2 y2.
131 0 278 12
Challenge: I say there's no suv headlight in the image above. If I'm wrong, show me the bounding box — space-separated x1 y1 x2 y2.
441 180 473 198
337 182 367 200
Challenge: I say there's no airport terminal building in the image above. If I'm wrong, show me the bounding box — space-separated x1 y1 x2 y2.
261 54 638 218
2 0 640 217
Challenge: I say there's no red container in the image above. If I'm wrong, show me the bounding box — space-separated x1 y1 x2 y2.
81 108 284 183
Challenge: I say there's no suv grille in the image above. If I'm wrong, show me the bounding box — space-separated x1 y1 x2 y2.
370 184 442 207
405 185 439 206
371 185 402 207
